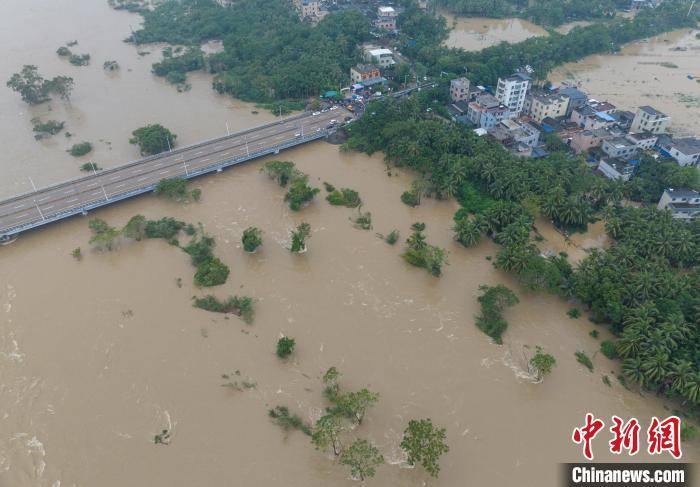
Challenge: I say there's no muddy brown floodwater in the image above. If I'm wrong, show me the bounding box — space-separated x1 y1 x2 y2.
551 28 700 135
440 10 549 51
0 2 698 487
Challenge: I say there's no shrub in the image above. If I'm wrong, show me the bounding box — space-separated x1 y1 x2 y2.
193 295 254 323
567 308 581 319
401 190 420 207
290 222 311 252
68 142 93 157
285 175 319 211
268 406 311 436
261 160 299 187
475 284 519 344
144 217 186 239
352 211 372 230
154 178 200 202
385 229 399 245
589 329 599 338
31 118 64 139
56 46 71 57
327 188 361 207
80 162 102 172
194 257 229 287
575 351 594 372
242 227 263 252
130 124 177 155
69 53 90 66
529 347 556 379
276 336 295 358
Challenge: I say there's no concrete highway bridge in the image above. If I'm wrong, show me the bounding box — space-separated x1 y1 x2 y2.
0 108 352 242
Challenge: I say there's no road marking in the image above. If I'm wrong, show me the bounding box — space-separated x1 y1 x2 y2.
200 158 210 162
44 205 54 210
86 183 99 189
154 163 162 167
92 191 102 196
13 204 24 209
67 198 79 203
137 176 149 182
64 190 73 194
195 151 204 155
159 170 168 175
110 176 120 181
15 213 29 219
115 184 126 189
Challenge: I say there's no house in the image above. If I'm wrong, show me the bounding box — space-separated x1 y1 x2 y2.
602 137 638 160
625 132 658 151
446 101 471 124
524 90 570 123
598 159 635 181
657 188 700 220
610 110 635 130
450 77 470 103
570 128 613 154
293 0 320 20
467 93 510 129
350 64 383 86
665 138 700 167
495 72 531 116
630 106 670 134
558 86 587 117
570 101 617 130
364 48 395 68
489 119 540 154
375 6 397 30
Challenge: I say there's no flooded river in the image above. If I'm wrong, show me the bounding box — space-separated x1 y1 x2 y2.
1 1 697 486
551 28 700 135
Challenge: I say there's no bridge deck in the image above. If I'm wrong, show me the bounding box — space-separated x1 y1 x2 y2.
0 108 352 239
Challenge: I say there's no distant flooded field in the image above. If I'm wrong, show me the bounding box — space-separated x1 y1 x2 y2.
440 10 548 51
1 1 698 486
550 29 700 135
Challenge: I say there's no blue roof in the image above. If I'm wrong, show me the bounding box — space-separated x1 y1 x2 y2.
595 111 615 122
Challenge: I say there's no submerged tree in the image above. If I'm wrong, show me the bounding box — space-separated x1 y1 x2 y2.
122 214 147 241
400 418 449 478
311 413 345 456
475 284 519 344
241 226 263 253
88 218 120 251
402 223 448 277
129 123 177 155
261 160 299 187
339 439 384 481
276 336 295 358
7 65 74 104
334 388 379 425
290 222 311 252
529 346 556 381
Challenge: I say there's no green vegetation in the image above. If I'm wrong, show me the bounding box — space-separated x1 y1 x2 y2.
567 307 581 319
600 340 618 360
290 222 311 253
332 389 380 426
400 418 449 478
152 46 204 87
475 284 519 344
193 257 229 287
144 217 186 239
241 227 263 253
326 188 361 208
71 247 82 260
7 66 75 104
339 439 384 481
131 0 370 106
575 351 594 372
56 46 71 57
529 347 556 380
154 429 171 445
437 0 619 26
80 162 102 172
130 123 177 156
627 156 699 203
276 336 296 358
401 189 421 207
31 118 64 139
312 412 345 455
67 142 93 157
103 60 120 72
351 210 372 230
402 223 448 277
384 229 400 245
262 161 319 210
285 175 320 211
269 406 312 436
681 421 697 442
69 53 90 66
589 330 599 339
602 375 612 387
193 295 254 323
154 178 201 202
122 214 147 241
88 218 120 251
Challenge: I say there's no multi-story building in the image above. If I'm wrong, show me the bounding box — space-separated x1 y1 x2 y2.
658 188 700 220
450 77 470 103
489 118 540 154
364 48 395 68
293 0 320 19
625 132 658 151
467 93 510 129
570 101 617 130
495 72 530 116
558 86 587 117
524 90 570 123
630 106 670 134
663 138 700 167
375 6 397 30
602 137 638 160
570 128 613 154
350 64 383 86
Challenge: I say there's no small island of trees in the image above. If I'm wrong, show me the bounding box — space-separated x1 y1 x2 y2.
130 124 177 155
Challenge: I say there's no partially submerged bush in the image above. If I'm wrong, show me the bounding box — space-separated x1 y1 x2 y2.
276 336 295 358
475 284 519 344
193 295 254 323
193 257 229 287
241 227 263 253
68 141 93 157
327 188 361 207
268 406 311 436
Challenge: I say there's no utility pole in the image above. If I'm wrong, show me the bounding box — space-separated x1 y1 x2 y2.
28 176 37 192
33 199 45 220
184 162 189 176
688 0 695 16
91 165 109 201
226 121 230 136
245 134 249 156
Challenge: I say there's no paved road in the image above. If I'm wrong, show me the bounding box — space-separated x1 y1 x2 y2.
0 108 351 236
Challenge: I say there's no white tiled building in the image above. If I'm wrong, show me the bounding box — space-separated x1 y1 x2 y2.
495 73 531 116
